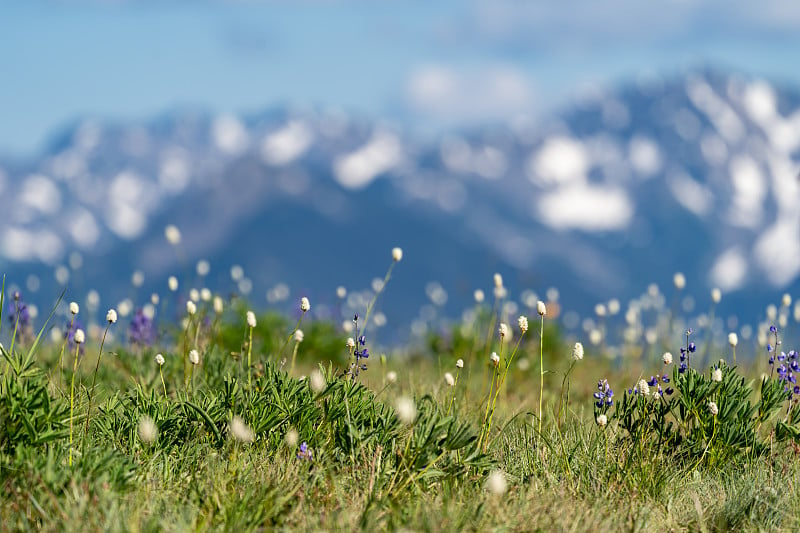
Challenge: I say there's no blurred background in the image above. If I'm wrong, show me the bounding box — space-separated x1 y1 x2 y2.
1 0 800 347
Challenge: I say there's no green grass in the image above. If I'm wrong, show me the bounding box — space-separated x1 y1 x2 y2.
2 290 800 532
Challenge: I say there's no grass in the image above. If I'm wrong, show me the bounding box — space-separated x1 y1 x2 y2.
3 264 800 532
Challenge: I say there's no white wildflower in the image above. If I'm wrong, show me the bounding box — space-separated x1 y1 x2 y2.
189 349 200 365
229 416 254 443
537 300 547 317
285 428 299 447
186 300 197 316
310 369 326 393
474 289 485 303
300 297 310 312
213 296 223 314
395 397 416 425
138 416 158 444
386 370 398 384
74 329 85 344
490 352 500 366
69 301 79 315
712 368 722 382
200 288 212 302
456 358 464 369
155 353 165 366
485 470 508 496
711 288 721 304
164 224 181 245
294 329 304 343
392 247 403 262
728 332 738 347
572 342 584 361
346 337 356 349
498 323 508 338
673 272 686 290
518 315 529 334
708 401 719 416
106 308 118 324
444 372 455 387
662 351 673 365
246 310 257 328
493 273 503 289
168 276 178 292
637 379 650 396
596 414 608 427
783 293 792 308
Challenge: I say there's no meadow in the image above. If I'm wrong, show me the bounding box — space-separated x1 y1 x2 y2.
2 248 800 532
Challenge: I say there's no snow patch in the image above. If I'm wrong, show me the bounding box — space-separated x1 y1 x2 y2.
537 185 633 231
261 121 313 166
212 115 249 155
333 130 402 190
666 170 713 217
528 136 589 187
709 247 748 291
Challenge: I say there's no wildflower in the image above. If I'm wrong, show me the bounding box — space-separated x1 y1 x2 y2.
712 368 722 382
346 337 356 349
783 293 792 307
155 353 165 366
593 379 614 408
490 352 500 366
229 416 254 443
572 342 584 361
138 416 158 444
596 414 608 427
392 247 403 262
662 352 673 365
296 441 313 461
444 372 455 386
636 379 650 396
395 397 416 425
196 260 210 277
499 323 508 338
300 297 311 312
708 401 719 416
285 428 299 447
294 329 304 343
728 332 738 347
189 349 200 365
69 301 79 315
711 288 721 304
386 370 398 384
213 296 223 314
186 300 197 316
128 309 155 347
485 470 508 496
72 328 85 344
106 308 118 324
673 272 686 290
168 276 179 292
310 369 326 393
456 358 464 369
131 271 144 288
164 224 181 245
595 303 607 317
493 273 503 288
474 289 485 303
537 300 547 316
518 315 529 334
246 310 256 328
200 288 212 302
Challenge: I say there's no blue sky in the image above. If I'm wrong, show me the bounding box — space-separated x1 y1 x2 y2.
2 0 800 156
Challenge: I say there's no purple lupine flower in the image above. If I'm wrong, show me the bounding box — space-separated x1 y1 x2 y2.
128 308 156 347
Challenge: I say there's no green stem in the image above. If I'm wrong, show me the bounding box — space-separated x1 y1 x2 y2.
83 323 111 440
68 342 81 467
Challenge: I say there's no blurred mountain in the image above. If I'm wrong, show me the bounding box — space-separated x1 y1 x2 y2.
1 68 799 339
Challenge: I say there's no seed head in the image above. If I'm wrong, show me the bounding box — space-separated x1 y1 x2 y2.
537 300 547 316
518 315 529 334
392 247 403 262
155 353 165 366
673 272 686 290
493 273 503 289
490 352 500 366
456 358 464 369
229 416 254 443
246 310 256 328
708 400 719 416
74 329 85 344
444 372 455 387
485 470 508 496
186 300 197 316
213 296 223 314
395 397 416 425
300 297 311 312
200 288 212 302
346 337 356 349
712 368 722 382
138 416 158 444
783 293 792 308
637 379 650 396
572 342 584 361
189 349 200 365
294 329 304 343
386 370 398 384
285 428 299 447
474 289 485 303
69 301 79 315
728 332 738 347
596 414 608 427
168 276 179 292
662 352 673 365
106 308 118 324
